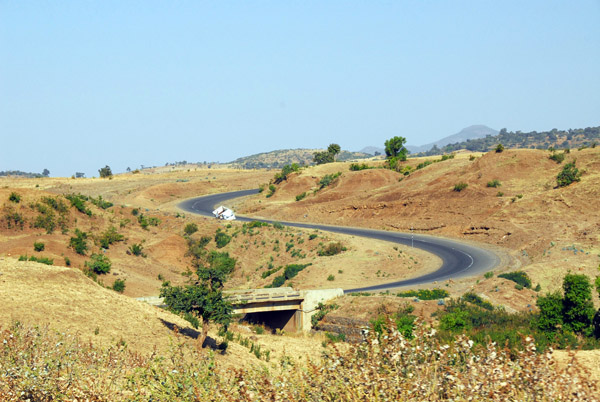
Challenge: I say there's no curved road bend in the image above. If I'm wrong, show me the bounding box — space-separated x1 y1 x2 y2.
179 189 501 293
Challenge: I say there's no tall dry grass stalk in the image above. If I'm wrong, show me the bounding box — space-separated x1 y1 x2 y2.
1 320 597 401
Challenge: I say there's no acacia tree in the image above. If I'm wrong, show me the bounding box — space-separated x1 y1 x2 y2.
327 143 341 160
384 136 408 160
160 247 235 349
313 143 341 165
98 165 113 178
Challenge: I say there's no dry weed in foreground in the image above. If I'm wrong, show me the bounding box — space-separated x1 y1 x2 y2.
0 321 598 401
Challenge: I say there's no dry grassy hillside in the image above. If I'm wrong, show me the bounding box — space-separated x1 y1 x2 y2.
241 148 600 294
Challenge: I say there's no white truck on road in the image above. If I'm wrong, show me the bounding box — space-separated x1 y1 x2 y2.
212 206 236 220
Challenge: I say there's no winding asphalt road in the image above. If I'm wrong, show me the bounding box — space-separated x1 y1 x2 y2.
179 189 501 293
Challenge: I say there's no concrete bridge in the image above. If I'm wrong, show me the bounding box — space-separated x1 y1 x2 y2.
138 287 343 332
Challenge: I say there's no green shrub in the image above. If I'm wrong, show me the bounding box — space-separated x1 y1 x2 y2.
327 275 335 281
183 223 198 236
99 226 124 249
41 196 69 214
319 172 342 189
33 242 45 252
33 204 56 234
29 255 54 265
309 233 318 240
462 292 494 310
496 191 504 197
274 163 300 184
3 208 25 229
486 179 501 188
396 288 449 300
89 195 113 209
562 273 595 333
484 271 494 279
85 254 112 275
416 160 433 170
131 208 140 216
246 221 269 229
128 243 145 257
9 192 21 203
64 256 71 266
311 302 339 327
440 154 455 161
453 182 468 192
112 279 126 293
266 184 276 198
536 291 563 332
69 229 88 255
268 263 311 288
498 271 531 288
549 152 565 164
349 163 370 171
495 143 504 153
318 242 346 256
137 214 159 229
65 194 92 216
556 161 582 187
215 229 232 248
295 192 307 201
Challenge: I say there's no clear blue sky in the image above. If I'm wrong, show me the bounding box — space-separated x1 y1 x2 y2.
1 1 599 177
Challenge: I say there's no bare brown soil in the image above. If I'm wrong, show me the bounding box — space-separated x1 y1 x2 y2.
240 149 600 296
1 149 599 379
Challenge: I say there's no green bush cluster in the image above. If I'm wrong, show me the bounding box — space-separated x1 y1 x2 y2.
462 292 494 310
266 184 276 198
274 163 300 184
214 229 232 248
19 254 54 265
3 207 25 229
311 302 339 327
556 161 581 187
319 172 342 189
268 263 311 288
486 179 501 188
138 214 160 230
69 229 88 255
99 226 124 249
396 288 449 300
85 253 112 275
128 243 145 257
295 192 307 201
318 242 346 256
549 151 566 164
33 242 45 252
371 303 416 339
537 273 598 337
453 182 468 192
9 192 21 203
89 195 113 209
33 203 56 234
349 163 371 171
65 194 92 216
498 271 531 288
183 222 198 236
112 279 126 293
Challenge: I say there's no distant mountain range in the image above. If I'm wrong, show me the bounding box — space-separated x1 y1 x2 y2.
229 149 371 170
406 125 498 154
359 124 600 157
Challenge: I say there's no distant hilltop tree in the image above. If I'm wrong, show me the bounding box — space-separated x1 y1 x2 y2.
98 165 113 178
313 143 341 165
75 172 85 178
42 169 50 177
